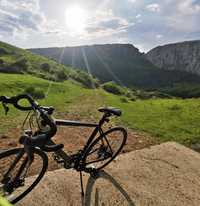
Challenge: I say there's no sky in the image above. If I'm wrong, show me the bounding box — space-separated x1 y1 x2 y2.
0 0 200 52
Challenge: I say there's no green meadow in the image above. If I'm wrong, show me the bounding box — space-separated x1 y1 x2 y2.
0 73 200 146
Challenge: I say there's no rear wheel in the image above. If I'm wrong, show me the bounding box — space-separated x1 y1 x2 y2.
83 127 127 170
0 148 48 204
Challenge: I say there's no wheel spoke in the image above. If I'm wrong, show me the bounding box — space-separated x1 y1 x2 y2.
0 148 47 204
84 127 127 170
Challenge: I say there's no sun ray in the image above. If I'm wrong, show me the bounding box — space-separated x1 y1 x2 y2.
81 47 96 90
91 46 125 87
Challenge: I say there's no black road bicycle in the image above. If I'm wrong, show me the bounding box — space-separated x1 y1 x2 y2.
0 94 127 204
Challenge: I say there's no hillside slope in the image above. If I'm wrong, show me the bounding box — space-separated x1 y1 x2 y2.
17 142 200 206
146 40 200 75
29 44 200 89
1 73 200 146
0 41 98 87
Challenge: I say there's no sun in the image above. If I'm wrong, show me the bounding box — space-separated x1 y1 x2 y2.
65 5 88 34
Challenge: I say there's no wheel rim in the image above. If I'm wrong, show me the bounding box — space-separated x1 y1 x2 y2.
84 128 126 170
0 149 46 203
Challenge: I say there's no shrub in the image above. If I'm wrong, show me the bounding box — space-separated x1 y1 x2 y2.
161 83 200 98
12 57 29 72
56 70 68 81
0 59 4 65
120 97 129 103
0 48 9 55
40 63 51 72
168 104 182 111
24 87 45 99
0 65 23 74
102 81 124 95
130 96 136 101
70 70 100 88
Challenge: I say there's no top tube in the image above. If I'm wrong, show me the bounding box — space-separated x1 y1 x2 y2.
55 119 98 128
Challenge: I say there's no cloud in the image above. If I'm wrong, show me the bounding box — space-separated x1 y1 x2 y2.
0 0 200 51
156 34 163 39
85 9 133 38
0 0 53 38
128 0 137 3
146 3 160 12
135 14 141 19
164 0 200 32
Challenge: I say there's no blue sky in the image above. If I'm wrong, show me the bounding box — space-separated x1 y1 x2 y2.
0 0 200 52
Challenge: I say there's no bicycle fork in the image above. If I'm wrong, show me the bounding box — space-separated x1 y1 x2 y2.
2 148 34 194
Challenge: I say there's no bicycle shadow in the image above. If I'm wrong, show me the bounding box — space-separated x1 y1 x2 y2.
82 170 136 206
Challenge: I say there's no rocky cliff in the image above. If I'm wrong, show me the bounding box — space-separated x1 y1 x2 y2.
29 43 200 89
146 40 200 75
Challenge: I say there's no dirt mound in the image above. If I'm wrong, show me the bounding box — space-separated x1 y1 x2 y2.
17 142 200 206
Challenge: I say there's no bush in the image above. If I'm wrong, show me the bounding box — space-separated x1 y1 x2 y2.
40 63 51 72
168 104 182 111
102 81 124 95
120 97 129 103
70 70 100 88
24 87 45 99
0 65 23 74
130 96 136 101
56 70 68 81
12 57 30 72
0 48 9 55
161 83 200 98
0 59 4 65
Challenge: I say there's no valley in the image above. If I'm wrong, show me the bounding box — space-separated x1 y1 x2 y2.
0 40 200 153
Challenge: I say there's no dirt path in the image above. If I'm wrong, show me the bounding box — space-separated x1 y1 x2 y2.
0 125 156 155
17 142 200 206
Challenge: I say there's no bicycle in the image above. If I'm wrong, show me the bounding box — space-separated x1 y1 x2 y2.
0 94 127 204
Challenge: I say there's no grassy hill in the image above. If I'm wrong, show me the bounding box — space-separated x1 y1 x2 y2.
0 41 99 87
0 73 200 146
29 44 200 90
1 41 200 147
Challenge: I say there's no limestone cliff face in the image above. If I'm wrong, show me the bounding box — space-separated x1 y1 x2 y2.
29 42 200 89
146 40 200 75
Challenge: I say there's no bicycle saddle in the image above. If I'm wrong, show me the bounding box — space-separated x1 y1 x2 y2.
98 107 122 116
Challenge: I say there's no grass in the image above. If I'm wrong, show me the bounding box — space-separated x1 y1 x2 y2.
0 73 200 146
104 94 200 145
0 41 99 87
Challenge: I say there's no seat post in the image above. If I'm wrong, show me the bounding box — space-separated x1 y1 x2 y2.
99 113 110 126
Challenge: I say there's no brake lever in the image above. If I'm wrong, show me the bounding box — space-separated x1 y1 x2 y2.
2 102 9 115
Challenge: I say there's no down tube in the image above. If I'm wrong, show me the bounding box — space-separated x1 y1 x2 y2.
83 126 100 151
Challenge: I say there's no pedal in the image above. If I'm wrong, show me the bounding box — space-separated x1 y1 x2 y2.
64 161 74 169
56 159 65 164
52 153 64 164
15 178 25 187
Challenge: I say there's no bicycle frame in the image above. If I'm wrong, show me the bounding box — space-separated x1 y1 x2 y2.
50 118 105 167
1 116 107 187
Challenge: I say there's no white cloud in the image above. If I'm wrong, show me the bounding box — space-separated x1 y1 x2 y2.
146 3 160 12
84 9 134 39
115 37 129 43
165 0 200 33
128 0 137 3
135 14 141 19
177 0 200 15
0 0 56 38
156 34 163 39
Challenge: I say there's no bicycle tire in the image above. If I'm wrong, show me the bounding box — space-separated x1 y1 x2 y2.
83 127 127 170
0 147 48 204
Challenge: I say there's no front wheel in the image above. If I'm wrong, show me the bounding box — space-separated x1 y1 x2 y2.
83 127 127 170
0 148 48 204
